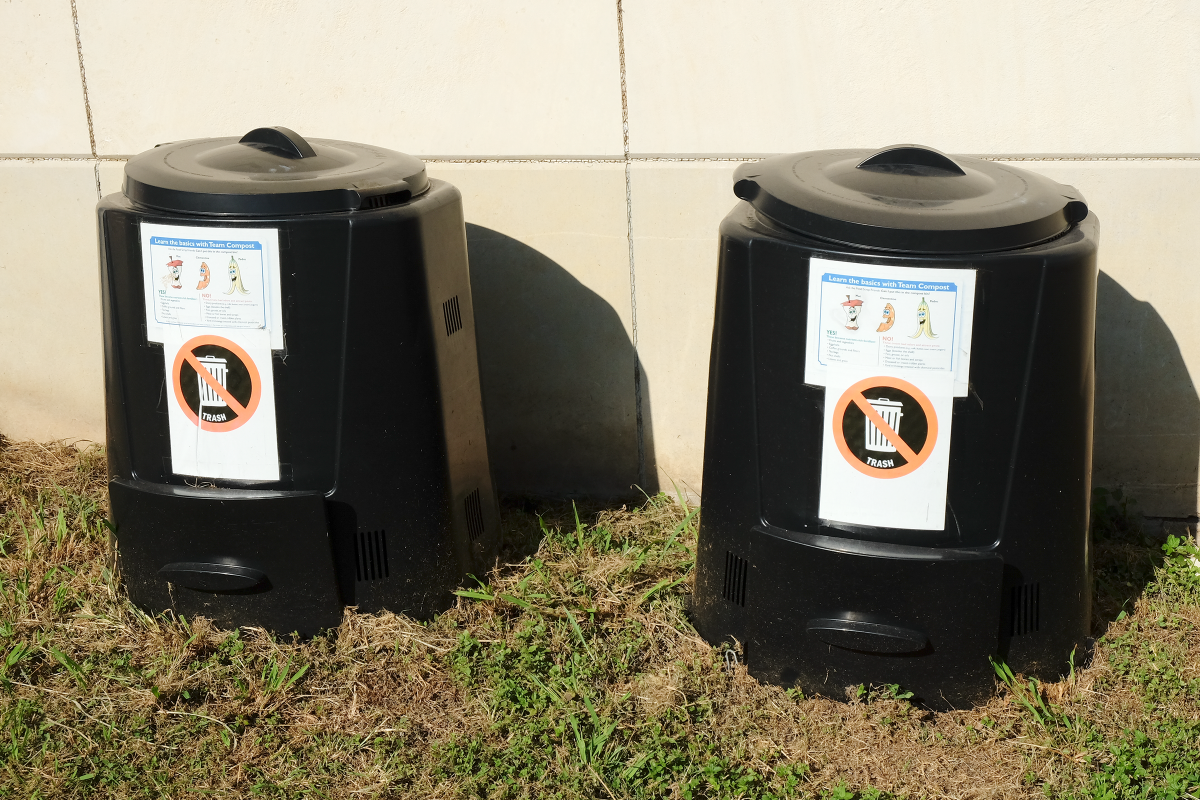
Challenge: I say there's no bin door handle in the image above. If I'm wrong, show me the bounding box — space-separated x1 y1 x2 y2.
238 126 317 159
159 561 268 593
807 617 929 654
856 145 966 177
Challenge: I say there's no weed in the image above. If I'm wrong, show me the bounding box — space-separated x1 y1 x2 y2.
260 653 310 696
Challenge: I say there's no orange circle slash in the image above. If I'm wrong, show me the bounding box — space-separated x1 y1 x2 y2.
831 376 938 479
172 335 262 432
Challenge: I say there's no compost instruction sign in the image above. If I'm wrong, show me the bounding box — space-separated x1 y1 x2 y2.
139 222 284 350
140 220 284 482
809 258 973 531
804 258 976 397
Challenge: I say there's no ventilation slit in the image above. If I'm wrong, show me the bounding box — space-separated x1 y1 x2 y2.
372 532 381 579
464 489 485 542
356 529 389 582
723 551 731 600
443 296 463 337
355 531 367 582
366 531 376 580
723 552 748 607
1033 583 1039 630
360 190 412 210
378 530 389 578
1011 582 1040 636
376 531 386 579
370 533 377 580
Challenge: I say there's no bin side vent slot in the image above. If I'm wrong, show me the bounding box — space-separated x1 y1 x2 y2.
360 190 412 210
723 551 748 607
464 489 485 542
1010 582 1040 636
443 296 463 337
356 529 389 582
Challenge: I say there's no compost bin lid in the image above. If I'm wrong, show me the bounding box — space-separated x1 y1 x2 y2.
732 145 1088 254
123 126 430 216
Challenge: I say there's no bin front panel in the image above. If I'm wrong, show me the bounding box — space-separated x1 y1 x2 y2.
747 234 1095 552
98 200 351 492
110 478 343 635
746 525 1003 709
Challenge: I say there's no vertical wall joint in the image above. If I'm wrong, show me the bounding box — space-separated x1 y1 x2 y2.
69 0 97 159
615 0 645 489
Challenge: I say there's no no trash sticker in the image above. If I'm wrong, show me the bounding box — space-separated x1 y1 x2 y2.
818 370 954 531
172 335 263 431
831 377 938 479
163 331 280 482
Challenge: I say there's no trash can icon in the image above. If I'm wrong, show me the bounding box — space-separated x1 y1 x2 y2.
196 356 229 415
864 398 903 452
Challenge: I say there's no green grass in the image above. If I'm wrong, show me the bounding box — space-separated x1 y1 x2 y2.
0 439 1198 798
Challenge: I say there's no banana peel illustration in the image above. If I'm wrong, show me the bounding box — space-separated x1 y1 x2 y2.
910 297 938 339
225 256 250 296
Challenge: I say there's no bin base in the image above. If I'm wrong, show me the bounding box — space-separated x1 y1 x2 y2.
745 525 1004 709
110 479 343 636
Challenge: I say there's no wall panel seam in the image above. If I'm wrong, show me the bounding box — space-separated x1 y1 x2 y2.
615 0 645 489
5 155 1199 163
69 0 97 158
0 156 116 161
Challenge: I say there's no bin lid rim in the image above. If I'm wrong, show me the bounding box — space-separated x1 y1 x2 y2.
733 145 1089 254
122 127 430 216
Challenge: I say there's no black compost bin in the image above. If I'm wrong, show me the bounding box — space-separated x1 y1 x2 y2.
97 126 499 635
693 144 1097 707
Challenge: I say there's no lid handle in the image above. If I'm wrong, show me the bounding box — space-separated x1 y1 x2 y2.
856 145 966 177
1059 184 1089 223
238 126 317 159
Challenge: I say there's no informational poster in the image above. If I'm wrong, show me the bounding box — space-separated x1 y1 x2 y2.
140 223 284 350
807 259 976 531
140 223 283 481
804 258 976 397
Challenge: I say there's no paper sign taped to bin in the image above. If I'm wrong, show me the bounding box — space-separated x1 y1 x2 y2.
163 328 280 481
818 368 954 530
140 222 284 350
804 259 976 397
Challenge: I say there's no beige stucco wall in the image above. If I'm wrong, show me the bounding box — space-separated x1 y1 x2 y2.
3 0 1198 515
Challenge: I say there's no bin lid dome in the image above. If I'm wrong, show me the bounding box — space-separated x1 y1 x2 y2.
122 126 430 216
732 145 1089 253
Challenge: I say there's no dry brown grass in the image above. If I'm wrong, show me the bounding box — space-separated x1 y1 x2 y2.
1 437 1197 799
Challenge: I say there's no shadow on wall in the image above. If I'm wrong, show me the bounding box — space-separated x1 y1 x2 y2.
465 224 657 500
1094 271 1200 519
